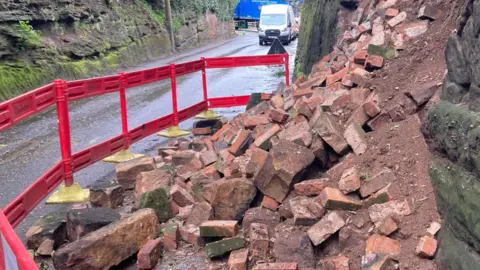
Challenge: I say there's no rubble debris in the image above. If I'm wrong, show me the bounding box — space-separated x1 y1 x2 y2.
426 222 441 236
319 187 362 210
249 223 270 258
66 208 120 241
163 222 180 251
207 178 257 220
290 196 325 226
26 211 67 251
365 234 401 255
89 181 125 209
294 178 328 196
228 248 249 270
318 255 349 270
137 238 162 269
418 5 439 20
360 168 396 198
377 216 398 236
205 237 246 258
116 157 155 189
416 236 438 258
339 167 361 194
200 220 238 237
186 202 213 226
53 209 158 269
256 262 298 270
307 211 346 246
274 223 315 268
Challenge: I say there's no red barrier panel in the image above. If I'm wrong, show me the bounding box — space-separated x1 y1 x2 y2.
130 114 175 144
178 101 209 123
0 83 55 132
208 95 251 108
123 65 171 88
3 162 64 227
175 60 204 76
0 211 38 269
72 135 125 172
66 75 121 101
204 54 286 68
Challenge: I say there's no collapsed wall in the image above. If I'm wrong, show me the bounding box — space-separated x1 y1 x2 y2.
422 0 480 268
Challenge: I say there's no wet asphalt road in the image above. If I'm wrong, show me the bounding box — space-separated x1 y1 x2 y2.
0 31 297 236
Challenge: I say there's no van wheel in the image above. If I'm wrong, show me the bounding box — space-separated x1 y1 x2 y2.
259 39 263 46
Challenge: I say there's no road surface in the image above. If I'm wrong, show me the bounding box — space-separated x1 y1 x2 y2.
0 31 298 235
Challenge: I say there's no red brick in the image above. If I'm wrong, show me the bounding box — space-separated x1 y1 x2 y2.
362 187 392 208
416 236 437 258
366 234 401 255
211 123 231 142
365 55 384 69
256 262 297 270
318 255 349 270
307 211 345 246
331 93 351 111
261 93 272 101
243 115 270 129
200 150 218 167
192 127 212 135
293 89 314 99
245 148 269 177
294 178 328 196
228 248 249 270
326 67 349 86
261 195 279 211
318 187 362 210
387 11 407 28
360 168 396 198
344 123 368 155
137 238 162 269
299 76 326 90
377 216 398 236
270 95 285 109
223 162 242 179
253 124 281 148
294 75 307 85
200 220 238 237
363 94 381 117
170 200 180 216
306 96 324 110
269 108 289 123
359 21 372 34
170 184 195 207
249 223 270 258
348 106 370 126
385 8 399 17
162 223 179 251
228 129 252 156
179 224 204 246
339 167 361 194
341 73 354 88
354 50 368 64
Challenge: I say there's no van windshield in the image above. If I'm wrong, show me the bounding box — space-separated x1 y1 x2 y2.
261 14 287 25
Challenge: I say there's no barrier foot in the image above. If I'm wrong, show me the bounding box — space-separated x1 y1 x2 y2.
103 148 144 163
195 110 222 119
158 126 191 138
46 183 90 204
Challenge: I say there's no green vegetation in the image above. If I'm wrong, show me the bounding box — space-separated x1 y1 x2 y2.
143 0 166 27
172 0 239 21
0 65 51 101
15 21 42 49
172 14 185 33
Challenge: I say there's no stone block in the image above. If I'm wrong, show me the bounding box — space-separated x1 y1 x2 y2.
307 211 346 246
200 220 238 237
205 237 246 258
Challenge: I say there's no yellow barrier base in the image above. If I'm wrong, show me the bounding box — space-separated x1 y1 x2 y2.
195 110 222 120
103 149 144 163
46 183 90 204
158 126 191 138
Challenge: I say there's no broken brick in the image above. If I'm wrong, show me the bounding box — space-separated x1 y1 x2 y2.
377 216 398 236
341 73 354 88
269 108 289 123
162 222 179 251
354 50 368 64
293 89 314 99
387 11 406 27
290 196 325 226
326 67 349 86
200 150 218 167
360 168 396 198
385 8 399 17
261 195 279 211
211 124 231 141
293 178 328 196
339 167 361 194
367 112 391 131
418 5 439 20
363 94 381 117
318 187 362 210
365 55 384 69
365 234 401 255
416 236 438 258
200 220 238 237
205 237 245 258
398 21 429 39
228 129 252 156
179 224 204 246
310 110 349 154
307 211 345 246
228 248 249 270
137 238 162 269
310 135 328 167
270 95 285 110
344 123 368 155
253 124 281 149
245 148 269 177
249 223 270 258
170 184 195 207
243 115 270 129
362 187 392 208
318 256 349 270
256 262 297 270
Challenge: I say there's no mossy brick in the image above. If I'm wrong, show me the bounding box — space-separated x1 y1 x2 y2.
139 188 172 223
162 222 179 235
205 237 246 258
367 44 385 57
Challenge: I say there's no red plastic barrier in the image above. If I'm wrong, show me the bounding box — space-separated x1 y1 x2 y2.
208 95 251 108
66 75 121 101
3 162 64 227
204 54 286 68
124 65 170 88
0 83 56 132
0 211 38 270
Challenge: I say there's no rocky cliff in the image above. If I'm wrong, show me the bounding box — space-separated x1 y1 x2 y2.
0 0 235 100
422 0 480 268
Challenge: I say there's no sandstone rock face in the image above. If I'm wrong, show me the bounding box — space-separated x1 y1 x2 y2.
422 7 480 266
254 139 315 202
208 178 257 220
53 209 159 270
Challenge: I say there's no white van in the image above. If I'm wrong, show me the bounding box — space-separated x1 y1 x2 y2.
258 4 298 46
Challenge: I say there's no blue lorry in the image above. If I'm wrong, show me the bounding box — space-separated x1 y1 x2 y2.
234 0 292 29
